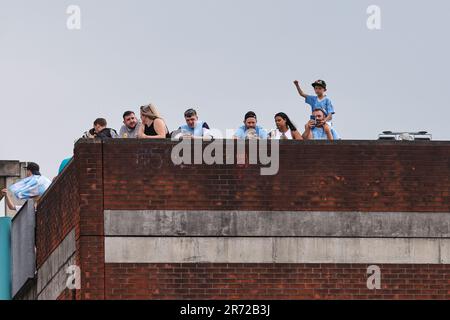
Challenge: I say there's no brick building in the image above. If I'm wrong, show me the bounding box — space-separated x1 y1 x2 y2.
14 139 450 300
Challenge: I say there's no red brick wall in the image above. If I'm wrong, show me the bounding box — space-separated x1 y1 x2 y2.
34 140 450 300
74 141 105 300
104 263 450 300
36 160 79 268
100 140 450 300
35 141 105 300
36 141 105 299
57 288 76 300
102 140 450 212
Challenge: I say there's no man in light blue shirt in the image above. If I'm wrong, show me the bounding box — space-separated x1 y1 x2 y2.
177 108 211 138
303 108 340 140
233 111 268 139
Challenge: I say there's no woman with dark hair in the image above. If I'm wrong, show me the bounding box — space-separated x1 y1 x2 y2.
138 103 170 139
269 112 303 140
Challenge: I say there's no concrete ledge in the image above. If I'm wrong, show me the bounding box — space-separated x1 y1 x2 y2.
37 229 76 299
105 237 450 264
37 255 75 300
105 210 450 238
11 200 36 298
0 161 21 177
80 139 450 146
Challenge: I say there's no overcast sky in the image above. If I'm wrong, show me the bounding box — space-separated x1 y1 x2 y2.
1 0 449 181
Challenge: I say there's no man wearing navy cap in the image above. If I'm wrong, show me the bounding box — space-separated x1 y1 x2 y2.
233 111 268 139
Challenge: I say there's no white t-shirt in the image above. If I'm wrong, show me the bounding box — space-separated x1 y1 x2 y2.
270 129 293 140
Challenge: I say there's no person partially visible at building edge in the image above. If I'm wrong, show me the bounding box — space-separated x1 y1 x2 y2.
233 111 268 139
138 103 170 139
119 111 141 138
173 108 212 139
269 112 303 140
5 162 52 211
303 108 340 141
58 157 73 175
294 79 335 126
82 118 118 139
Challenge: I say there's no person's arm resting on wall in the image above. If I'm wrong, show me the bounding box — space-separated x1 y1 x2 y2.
233 126 245 139
324 124 334 140
292 130 304 140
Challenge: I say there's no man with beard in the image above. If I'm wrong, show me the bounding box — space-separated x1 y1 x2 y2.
233 111 268 139
119 111 141 138
303 108 340 140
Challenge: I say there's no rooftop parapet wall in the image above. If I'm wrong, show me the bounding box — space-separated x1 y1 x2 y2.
36 160 79 268
100 139 450 213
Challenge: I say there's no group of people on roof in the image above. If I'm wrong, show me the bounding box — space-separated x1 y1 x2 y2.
83 79 340 142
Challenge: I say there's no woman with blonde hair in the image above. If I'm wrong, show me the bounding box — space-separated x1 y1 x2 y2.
138 103 169 139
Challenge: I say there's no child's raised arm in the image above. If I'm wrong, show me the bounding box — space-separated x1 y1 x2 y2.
293 80 308 99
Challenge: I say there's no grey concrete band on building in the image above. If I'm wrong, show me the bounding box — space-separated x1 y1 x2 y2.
104 210 450 264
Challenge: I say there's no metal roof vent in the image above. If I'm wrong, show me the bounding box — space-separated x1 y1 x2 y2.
378 131 432 141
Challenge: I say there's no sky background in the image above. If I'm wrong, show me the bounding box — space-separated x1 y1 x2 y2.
1 0 449 183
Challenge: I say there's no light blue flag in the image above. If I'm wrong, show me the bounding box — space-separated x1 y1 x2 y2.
9 175 52 200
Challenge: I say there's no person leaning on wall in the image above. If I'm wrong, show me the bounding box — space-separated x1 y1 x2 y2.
269 112 303 140
233 111 268 140
82 118 118 139
119 111 141 138
138 103 170 139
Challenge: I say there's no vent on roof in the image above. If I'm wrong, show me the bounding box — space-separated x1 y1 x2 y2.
378 131 432 141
